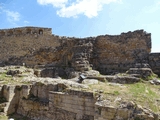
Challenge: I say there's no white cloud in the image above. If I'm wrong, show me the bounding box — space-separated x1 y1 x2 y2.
37 0 68 7
57 0 101 18
37 0 121 18
0 4 20 23
5 10 20 22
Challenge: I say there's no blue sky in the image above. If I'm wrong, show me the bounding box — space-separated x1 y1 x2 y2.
0 0 160 52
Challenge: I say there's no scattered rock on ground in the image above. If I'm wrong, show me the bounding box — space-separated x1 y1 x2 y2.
82 79 99 85
150 79 160 85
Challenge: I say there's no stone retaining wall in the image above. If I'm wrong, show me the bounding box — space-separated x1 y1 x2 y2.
149 53 160 75
49 90 95 119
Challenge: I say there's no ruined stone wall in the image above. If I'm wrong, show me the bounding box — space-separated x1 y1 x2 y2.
49 90 95 119
0 30 60 65
0 27 52 37
15 85 95 120
0 84 158 120
149 53 160 75
0 27 159 75
94 101 158 120
93 30 151 74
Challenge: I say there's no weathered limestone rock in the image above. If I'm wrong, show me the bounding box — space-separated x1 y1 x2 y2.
20 85 31 99
83 70 100 77
95 100 159 120
2 85 20 115
0 68 6 74
150 79 160 85
0 82 159 120
86 76 107 82
49 90 95 120
127 68 153 79
40 67 60 78
82 79 99 85
105 75 140 84
109 76 140 84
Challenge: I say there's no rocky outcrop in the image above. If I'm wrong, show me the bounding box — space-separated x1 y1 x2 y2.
0 66 159 119
0 81 158 120
95 101 159 120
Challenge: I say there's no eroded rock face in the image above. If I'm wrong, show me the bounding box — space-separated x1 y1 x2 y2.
0 82 158 120
95 101 158 120
0 64 159 119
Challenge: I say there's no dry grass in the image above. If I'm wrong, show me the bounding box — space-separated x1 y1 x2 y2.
88 81 160 113
0 71 30 85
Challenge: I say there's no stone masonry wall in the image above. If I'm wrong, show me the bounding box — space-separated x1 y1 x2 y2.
93 30 151 74
0 27 52 37
0 27 159 75
94 101 158 120
17 85 96 120
0 30 60 65
0 84 158 120
49 90 95 120
149 53 160 75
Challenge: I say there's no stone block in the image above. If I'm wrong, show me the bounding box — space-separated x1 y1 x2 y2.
116 108 130 119
85 102 95 107
62 98 75 104
20 85 30 99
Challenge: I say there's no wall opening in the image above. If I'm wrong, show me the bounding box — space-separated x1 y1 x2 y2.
39 29 43 35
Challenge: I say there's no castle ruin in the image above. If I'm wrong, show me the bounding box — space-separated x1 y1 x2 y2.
0 26 159 76
0 26 160 120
